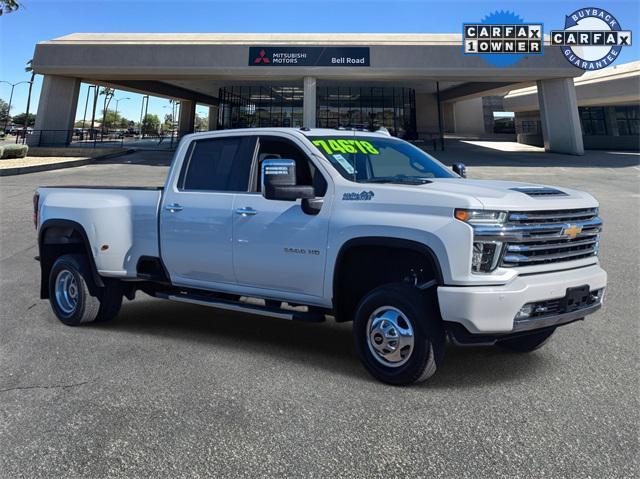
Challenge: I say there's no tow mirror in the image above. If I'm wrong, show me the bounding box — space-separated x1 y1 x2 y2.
452 162 467 178
262 159 315 201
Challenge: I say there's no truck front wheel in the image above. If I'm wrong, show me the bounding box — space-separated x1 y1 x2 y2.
353 283 445 386
49 254 122 326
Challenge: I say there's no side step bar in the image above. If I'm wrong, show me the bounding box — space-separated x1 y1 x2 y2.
155 292 326 323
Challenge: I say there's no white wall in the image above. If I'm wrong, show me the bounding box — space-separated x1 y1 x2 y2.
415 92 439 133
452 97 485 134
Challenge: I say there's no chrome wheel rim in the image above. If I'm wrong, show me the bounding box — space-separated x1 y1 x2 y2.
55 270 79 315
366 306 415 368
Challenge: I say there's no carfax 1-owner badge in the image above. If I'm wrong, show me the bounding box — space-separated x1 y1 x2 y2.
551 7 632 70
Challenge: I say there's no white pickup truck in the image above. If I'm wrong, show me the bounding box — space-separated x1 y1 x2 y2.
35 128 607 385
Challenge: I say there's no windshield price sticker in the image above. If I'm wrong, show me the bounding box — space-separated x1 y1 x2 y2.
312 139 379 155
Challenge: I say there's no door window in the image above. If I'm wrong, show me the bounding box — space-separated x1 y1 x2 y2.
254 136 327 196
179 136 256 191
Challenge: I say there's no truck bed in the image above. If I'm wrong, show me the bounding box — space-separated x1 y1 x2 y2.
37 186 164 278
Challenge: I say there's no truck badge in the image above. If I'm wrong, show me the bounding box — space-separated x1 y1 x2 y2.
562 224 583 239
342 191 375 201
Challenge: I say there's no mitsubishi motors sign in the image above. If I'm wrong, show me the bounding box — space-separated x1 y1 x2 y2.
249 46 370 66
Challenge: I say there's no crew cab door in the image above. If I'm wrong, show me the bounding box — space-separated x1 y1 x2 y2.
232 135 331 297
160 135 256 288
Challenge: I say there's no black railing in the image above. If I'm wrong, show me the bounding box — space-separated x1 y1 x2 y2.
15 129 183 149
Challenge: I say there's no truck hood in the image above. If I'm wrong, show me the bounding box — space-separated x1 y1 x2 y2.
426 178 598 210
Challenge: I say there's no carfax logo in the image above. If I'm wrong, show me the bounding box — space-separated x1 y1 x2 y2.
463 11 543 67
551 7 632 70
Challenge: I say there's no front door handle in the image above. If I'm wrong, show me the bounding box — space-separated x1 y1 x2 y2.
235 207 257 216
165 203 183 212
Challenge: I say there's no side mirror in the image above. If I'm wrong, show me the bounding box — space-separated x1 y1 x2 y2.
452 162 467 178
262 159 315 201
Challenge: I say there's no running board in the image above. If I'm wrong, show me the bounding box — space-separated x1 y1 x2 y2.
156 292 326 323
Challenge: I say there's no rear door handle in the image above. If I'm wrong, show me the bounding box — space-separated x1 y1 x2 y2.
235 207 257 216
165 203 183 212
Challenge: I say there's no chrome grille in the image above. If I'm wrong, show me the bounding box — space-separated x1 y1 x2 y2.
474 208 602 268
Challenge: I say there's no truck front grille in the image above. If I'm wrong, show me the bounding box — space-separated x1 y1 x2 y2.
474 208 602 268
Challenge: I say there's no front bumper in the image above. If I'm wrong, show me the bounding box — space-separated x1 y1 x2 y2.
437 264 607 334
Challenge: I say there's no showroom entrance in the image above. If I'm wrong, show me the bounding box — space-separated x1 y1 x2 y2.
217 85 417 137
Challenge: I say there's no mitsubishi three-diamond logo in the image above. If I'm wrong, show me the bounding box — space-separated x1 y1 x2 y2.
254 49 271 64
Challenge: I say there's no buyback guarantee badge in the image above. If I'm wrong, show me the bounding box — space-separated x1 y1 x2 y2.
551 7 632 70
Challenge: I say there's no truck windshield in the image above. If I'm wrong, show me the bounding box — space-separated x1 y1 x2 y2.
308 136 456 184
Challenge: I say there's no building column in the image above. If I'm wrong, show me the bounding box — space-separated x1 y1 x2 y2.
30 75 81 146
537 78 584 155
208 106 218 130
303 76 316 128
178 100 196 136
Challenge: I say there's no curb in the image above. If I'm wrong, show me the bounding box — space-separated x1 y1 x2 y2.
0 149 135 176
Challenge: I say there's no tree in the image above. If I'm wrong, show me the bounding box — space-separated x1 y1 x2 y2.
101 109 125 129
0 99 9 125
163 113 174 131
99 87 115 132
118 117 131 129
11 112 35 127
23 59 36 134
141 113 160 135
195 114 209 132
0 0 21 15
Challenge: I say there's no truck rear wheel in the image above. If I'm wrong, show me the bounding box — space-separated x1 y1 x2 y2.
353 283 445 386
49 254 122 326
497 328 556 353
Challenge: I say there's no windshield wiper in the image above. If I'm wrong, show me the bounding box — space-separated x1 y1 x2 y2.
361 175 432 185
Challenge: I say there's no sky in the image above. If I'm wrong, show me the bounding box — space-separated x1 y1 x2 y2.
1 0 638 124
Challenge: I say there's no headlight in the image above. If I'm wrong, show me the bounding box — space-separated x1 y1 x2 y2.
472 241 503 273
455 209 507 273
454 209 507 225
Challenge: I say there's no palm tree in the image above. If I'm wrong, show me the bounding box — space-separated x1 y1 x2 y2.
22 59 35 141
0 0 21 15
99 87 115 133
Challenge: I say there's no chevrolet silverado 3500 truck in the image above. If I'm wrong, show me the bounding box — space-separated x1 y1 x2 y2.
35 128 607 385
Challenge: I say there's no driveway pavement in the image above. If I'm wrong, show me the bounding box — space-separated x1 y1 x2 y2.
0 144 638 478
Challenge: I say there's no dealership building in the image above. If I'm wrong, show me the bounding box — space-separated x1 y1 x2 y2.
30 33 625 155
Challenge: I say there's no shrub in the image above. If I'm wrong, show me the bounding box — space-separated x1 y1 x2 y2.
0 144 28 159
0 146 3 158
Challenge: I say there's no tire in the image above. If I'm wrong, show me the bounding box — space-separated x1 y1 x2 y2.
353 283 445 386
48 254 122 326
497 328 556 353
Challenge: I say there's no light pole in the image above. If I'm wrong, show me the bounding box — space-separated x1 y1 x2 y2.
139 95 149 138
113 97 130 130
0 80 32 133
81 85 96 134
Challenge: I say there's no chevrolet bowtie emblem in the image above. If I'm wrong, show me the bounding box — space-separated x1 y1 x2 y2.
563 224 583 239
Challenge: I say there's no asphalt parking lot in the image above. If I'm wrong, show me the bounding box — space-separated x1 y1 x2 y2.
1 144 638 478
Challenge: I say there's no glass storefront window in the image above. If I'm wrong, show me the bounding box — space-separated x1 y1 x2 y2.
317 86 416 138
615 105 639 136
218 85 417 138
218 86 304 130
579 107 607 136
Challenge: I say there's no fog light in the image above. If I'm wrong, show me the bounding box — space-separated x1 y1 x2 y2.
516 304 534 320
590 289 605 304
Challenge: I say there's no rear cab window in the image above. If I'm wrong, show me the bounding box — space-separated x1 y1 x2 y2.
178 136 257 192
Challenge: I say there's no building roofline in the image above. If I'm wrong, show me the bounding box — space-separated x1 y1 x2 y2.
43 32 464 46
505 60 640 98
